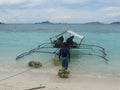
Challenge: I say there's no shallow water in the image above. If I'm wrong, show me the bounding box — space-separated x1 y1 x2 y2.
0 24 120 78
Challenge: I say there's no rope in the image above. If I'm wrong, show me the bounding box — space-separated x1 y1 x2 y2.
0 60 51 82
0 68 32 82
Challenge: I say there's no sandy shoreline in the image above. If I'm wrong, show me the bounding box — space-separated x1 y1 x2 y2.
0 69 120 90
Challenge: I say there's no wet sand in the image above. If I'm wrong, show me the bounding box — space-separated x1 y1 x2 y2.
0 69 120 90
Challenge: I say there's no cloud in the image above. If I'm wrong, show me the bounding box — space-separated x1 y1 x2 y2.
98 0 120 4
0 0 120 23
54 15 71 21
22 0 89 9
103 6 120 11
57 0 88 4
23 0 48 8
99 6 120 17
0 0 87 7
0 0 27 5
1 6 119 23
106 12 120 17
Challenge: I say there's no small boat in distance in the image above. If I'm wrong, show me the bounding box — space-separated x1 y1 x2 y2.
16 30 108 62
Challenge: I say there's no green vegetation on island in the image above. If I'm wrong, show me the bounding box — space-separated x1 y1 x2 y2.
35 21 53 24
0 22 4 24
110 22 120 24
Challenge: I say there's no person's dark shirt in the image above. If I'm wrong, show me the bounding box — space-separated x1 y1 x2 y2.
59 47 70 59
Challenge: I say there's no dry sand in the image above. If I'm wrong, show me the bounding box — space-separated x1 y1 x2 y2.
0 68 120 90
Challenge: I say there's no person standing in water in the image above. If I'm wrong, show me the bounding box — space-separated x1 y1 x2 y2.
59 43 70 70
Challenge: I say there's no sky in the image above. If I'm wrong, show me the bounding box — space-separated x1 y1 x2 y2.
0 0 120 23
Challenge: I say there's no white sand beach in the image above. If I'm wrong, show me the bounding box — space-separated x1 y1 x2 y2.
0 68 120 90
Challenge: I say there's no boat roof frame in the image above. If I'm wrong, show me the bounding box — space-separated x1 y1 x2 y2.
50 30 84 40
50 30 84 45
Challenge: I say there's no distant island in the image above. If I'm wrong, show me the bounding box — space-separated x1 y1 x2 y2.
0 22 4 24
84 22 104 24
34 21 120 25
35 21 53 24
110 22 120 24
35 21 105 25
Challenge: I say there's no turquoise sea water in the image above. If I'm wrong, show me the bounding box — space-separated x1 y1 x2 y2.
0 24 120 78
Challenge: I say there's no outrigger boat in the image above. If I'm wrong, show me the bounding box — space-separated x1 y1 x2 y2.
16 30 108 62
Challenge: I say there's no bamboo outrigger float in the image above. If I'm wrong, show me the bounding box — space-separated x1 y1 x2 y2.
16 30 108 62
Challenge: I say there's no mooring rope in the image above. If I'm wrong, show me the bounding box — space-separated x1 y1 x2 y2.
0 60 51 82
0 68 32 82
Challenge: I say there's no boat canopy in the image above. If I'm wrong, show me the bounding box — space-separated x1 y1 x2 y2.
50 30 84 48
50 30 84 40
67 30 84 39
